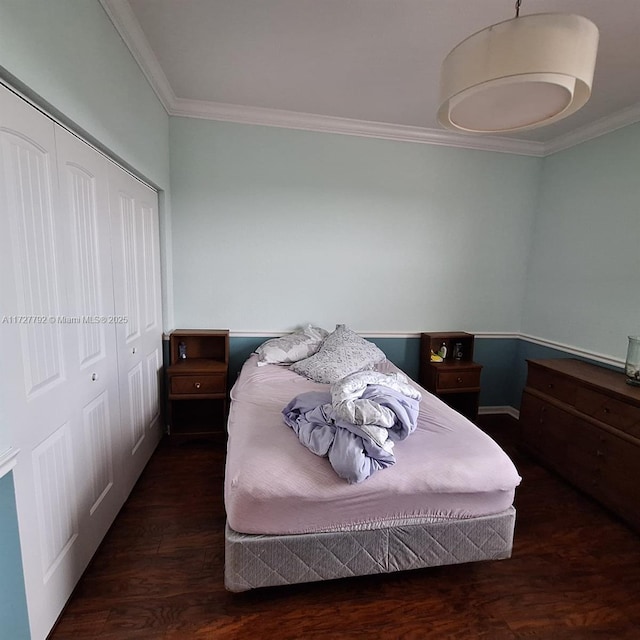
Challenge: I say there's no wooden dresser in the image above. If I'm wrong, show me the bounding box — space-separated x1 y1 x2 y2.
520 358 640 532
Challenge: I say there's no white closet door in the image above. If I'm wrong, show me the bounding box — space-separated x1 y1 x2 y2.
108 163 163 493
0 88 85 640
54 127 124 556
0 85 163 640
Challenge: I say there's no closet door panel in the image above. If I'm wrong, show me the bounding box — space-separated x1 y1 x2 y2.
139 189 163 433
54 127 124 553
108 163 162 493
0 87 81 640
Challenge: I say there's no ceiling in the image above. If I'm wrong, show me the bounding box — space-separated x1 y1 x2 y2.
102 0 640 156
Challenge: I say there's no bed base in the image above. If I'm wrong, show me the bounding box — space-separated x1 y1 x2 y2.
224 506 515 592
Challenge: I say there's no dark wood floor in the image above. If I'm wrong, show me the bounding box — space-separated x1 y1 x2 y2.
49 419 640 640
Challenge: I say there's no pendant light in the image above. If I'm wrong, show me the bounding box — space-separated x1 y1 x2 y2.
438 0 599 133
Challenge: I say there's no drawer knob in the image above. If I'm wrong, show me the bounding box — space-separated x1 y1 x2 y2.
194 382 201 389
547 383 554 389
603 407 610 414
596 450 604 457
457 377 464 384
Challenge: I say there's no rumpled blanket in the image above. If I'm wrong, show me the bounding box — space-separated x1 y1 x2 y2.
282 371 421 483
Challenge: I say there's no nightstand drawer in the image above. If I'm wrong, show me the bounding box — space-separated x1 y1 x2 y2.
438 369 481 390
170 374 225 395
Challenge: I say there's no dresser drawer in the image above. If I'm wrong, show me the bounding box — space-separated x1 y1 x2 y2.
170 374 225 395
522 358 640 533
520 392 573 470
576 387 640 439
565 417 608 490
598 435 640 512
437 369 481 391
526 366 578 405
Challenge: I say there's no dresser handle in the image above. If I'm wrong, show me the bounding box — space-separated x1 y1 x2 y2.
457 377 464 383
547 383 554 389
596 450 604 457
194 382 201 389
603 407 610 414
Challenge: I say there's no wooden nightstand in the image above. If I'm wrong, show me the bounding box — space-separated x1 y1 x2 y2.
419 332 482 421
166 330 229 436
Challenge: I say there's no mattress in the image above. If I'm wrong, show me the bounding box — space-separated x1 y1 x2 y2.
224 355 521 535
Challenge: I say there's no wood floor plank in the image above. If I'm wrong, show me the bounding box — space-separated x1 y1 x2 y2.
49 421 640 639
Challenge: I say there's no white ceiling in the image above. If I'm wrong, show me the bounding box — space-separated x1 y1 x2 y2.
102 0 640 155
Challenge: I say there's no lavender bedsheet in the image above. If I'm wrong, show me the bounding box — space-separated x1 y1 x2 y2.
224 355 521 535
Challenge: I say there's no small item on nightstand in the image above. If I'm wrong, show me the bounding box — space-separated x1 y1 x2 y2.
454 342 463 360
625 335 640 386
178 341 187 360
438 341 447 359
430 350 443 363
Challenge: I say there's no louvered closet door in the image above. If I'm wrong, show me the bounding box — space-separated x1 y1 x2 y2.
108 163 163 493
0 88 103 640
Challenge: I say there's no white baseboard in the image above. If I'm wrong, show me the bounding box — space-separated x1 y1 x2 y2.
478 406 520 420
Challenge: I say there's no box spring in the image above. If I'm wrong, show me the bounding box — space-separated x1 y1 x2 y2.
225 506 515 592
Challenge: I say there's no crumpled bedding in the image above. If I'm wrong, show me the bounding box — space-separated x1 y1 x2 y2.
282 371 421 483
331 370 422 447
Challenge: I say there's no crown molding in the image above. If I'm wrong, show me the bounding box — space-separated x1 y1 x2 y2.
542 102 640 155
171 97 546 156
99 0 177 113
102 0 640 157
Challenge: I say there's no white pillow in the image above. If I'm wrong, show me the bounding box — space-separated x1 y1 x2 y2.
255 324 328 366
290 324 386 384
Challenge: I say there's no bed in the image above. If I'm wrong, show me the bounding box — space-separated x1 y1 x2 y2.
223 328 521 592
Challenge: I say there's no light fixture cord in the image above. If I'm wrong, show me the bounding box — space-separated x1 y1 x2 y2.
515 0 521 17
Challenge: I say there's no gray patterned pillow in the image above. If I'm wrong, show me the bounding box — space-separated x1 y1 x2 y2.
290 324 385 384
255 325 328 366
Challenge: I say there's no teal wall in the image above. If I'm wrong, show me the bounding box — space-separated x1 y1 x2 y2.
228 335 520 408
228 334 621 410
227 336 423 386
522 123 640 362
0 472 29 640
169 117 541 333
